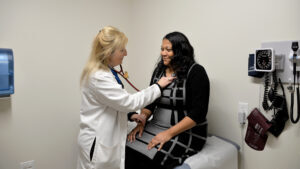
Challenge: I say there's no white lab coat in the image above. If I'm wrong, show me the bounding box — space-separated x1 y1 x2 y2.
77 69 161 169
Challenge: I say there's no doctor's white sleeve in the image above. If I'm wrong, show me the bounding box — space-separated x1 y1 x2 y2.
90 73 161 113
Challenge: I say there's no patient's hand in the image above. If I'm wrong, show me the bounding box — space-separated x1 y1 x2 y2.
147 130 172 151
130 114 146 126
127 123 144 142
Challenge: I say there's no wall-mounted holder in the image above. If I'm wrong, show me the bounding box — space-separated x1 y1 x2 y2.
261 41 300 84
0 48 14 97
288 53 300 71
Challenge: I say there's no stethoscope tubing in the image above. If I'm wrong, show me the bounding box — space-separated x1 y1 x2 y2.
112 65 140 92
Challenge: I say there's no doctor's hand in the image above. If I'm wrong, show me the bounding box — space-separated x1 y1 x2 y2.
127 123 145 143
157 76 176 88
130 114 146 126
147 130 172 151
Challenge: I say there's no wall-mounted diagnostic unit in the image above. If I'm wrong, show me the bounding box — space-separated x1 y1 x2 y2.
261 41 300 124
247 40 300 143
0 48 14 97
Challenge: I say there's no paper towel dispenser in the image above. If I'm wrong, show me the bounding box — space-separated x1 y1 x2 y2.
0 48 14 97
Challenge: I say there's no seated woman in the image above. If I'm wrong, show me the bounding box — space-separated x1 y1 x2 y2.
126 31 210 169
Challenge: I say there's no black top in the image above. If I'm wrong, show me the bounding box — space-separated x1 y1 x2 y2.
145 63 210 124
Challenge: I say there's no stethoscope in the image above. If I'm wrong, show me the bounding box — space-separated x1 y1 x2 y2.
111 64 140 92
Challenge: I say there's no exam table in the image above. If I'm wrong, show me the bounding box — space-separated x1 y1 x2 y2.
127 122 239 169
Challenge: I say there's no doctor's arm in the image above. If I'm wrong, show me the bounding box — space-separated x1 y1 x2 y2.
127 108 153 142
91 73 174 113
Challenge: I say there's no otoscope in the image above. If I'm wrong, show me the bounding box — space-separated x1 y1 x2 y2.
290 41 300 123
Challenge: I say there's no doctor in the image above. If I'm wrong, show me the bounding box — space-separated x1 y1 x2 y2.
77 26 175 169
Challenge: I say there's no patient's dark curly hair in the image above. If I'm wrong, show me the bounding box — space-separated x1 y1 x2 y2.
155 31 195 79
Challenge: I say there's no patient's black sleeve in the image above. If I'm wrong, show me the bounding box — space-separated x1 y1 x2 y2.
186 64 210 124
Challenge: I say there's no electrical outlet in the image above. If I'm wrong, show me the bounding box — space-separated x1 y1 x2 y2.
20 160 34 169
238 102 248 124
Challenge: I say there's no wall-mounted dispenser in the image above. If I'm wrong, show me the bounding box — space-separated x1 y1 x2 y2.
0 48 14 97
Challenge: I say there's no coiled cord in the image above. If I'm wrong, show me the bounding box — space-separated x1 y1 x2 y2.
269 71 278 109
263 70 278 111
263 73 270 110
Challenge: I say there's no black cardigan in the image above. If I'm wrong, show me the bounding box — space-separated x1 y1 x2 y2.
145 64 210 124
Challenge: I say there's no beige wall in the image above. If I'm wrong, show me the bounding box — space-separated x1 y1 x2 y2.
0 0 300 169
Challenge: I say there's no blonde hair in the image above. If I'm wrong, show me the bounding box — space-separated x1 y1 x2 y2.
80 26 128 85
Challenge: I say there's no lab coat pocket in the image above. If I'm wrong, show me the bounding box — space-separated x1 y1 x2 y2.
87 137 99 169
89 137 97 162
95 142 121 169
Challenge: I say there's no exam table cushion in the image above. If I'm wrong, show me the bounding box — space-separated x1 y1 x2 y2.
174 136 238 169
